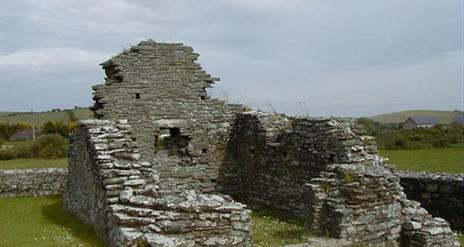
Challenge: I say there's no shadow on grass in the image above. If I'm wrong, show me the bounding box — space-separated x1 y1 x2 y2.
41 196 106 247
246 200 308 226
243 200 313 246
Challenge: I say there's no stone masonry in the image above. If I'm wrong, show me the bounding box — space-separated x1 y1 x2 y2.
395 171 464 231
0 168 67 197
64 119 251 246
64 40 461 246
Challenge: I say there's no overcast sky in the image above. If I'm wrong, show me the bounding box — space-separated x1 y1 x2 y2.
0 0 462 117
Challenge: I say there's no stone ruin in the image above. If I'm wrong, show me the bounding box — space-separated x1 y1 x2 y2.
63 40 461 247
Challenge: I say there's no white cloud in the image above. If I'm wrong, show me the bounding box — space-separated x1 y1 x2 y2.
0 0 461 114
0 48 112 66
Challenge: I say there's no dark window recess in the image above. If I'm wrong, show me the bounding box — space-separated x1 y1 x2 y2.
155 127 191 156
114 75 123 82
329 153 336 162
169 128 180 137
250 147 255 154
135 93 141 99
201 148 208 154
201 87 207 100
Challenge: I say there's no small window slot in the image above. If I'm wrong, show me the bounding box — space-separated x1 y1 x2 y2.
135 93 141 99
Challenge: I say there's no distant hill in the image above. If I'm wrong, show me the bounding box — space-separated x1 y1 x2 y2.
0 107 93 125
370 110 463 124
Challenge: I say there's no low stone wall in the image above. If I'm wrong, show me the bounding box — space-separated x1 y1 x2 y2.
0 168 68 197
395 170 464 231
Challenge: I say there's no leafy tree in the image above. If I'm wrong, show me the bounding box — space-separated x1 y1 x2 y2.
0 122 32 139
32 134 68 158
357 118 464 150
42 121 75 137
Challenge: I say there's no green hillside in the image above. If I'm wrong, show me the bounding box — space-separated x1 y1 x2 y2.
370 110 462 124
0 108 93 125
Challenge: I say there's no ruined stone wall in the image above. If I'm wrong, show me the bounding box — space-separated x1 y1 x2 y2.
64 120 252 247
395 171 464 231
225 111 379 218
227 111 460 246
0 168 67 197
91 40 245 194
71 40 461 246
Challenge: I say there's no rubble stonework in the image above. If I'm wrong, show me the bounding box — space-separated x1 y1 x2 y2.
64 120 252 246
91 40 246 194
0 168 67 197
64 40 461 246
395 171 464 231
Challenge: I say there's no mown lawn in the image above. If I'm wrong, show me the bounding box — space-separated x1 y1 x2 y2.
380 147 464 173
0 195 312 247
0 158 68 169
0 196 105 247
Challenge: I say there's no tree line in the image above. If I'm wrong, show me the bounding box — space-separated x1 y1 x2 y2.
357 118 464 150
0 121 77 160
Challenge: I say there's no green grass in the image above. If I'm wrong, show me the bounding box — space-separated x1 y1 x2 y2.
0 107 93 125
0 196 105 247
2 140 35 150
0 196 460 246
459 233 464 246
370 109 462 124
380 147 464 173
250 204 312 246
0 158 68 169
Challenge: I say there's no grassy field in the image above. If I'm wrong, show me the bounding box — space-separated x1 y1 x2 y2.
0 196 105 247
380 147 464 173
370 109 462 124
2 140 35 149
0 108 93 125
0 158 68 169
0 196 312 247
247 203 312 246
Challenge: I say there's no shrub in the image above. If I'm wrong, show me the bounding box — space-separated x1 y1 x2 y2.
0 122 32 139
42 121 75 137
15 145 34 158
0 149 16 160
432 138 450 148
359 119 464 150
32 134 68 158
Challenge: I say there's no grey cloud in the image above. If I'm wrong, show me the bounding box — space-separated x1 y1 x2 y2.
0 0 462 116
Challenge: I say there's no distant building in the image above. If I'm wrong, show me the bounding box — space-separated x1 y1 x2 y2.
403 117 439 129
9 128 42 141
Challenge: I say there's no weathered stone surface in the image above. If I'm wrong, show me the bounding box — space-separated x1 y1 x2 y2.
63 40 461 247
284 236 352 247
395 170 464 231
0 168 67 197
64 119 252 247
